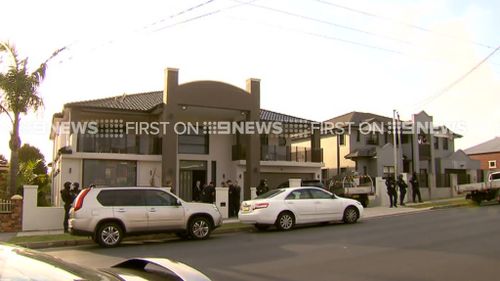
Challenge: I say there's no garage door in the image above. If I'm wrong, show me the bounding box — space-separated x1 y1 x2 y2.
261 172 315 189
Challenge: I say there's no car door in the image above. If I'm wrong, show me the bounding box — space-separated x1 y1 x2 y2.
108 190 148 232
284 189 318 223
145 190 185 231
308 188 343 220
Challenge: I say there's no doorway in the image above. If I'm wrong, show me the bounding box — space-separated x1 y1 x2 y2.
179 160 207 201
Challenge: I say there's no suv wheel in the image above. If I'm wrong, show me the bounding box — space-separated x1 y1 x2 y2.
96 222 123 247
189 217 212 240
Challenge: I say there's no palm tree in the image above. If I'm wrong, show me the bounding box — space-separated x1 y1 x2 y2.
0 42 65 196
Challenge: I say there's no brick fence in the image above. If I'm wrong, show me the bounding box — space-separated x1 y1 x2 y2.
0 196 23 232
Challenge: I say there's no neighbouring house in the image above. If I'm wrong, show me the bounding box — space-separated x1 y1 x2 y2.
464 137 500 176
50 68 323 206
293 110 480 188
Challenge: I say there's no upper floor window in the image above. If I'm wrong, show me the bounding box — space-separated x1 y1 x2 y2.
178 132 209 154
338 134 345 145
442 138 449 150
366 133 379 145
77 133 161 155
434 137 439 150
489 160 497 169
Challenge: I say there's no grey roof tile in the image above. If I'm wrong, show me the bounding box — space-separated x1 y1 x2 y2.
464 137 500 155
65 91 313 123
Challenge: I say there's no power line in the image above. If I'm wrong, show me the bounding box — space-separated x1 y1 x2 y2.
230 0 413 46
226 15 404 55
313 0 496 50
417 44 500 107
57 0 222 63
153 0 257 32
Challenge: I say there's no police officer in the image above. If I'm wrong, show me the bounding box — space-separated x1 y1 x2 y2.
256 179 269 196
410 172 423 203
385 175 397 208
396 174 407 206
61 182 73 232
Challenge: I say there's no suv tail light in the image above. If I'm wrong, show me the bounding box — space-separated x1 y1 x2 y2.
74 188 91 211
254 202 269 210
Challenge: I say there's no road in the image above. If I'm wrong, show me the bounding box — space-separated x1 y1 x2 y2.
46 205 500 281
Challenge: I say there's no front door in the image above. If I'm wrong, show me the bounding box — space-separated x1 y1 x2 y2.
308 188 343 220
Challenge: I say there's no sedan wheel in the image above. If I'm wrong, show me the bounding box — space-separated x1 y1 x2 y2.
97 222 123 247
343 207 359 224
276 212 295 231
189 217 212 240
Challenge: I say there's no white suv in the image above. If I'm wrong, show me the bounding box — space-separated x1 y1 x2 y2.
69 187 223 247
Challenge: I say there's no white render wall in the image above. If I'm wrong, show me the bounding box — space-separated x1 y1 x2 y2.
137 161 162 187
23 185 64 231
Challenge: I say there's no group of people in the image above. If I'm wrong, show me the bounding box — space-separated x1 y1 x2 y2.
385 172 423 208
60 181 82 232
192 180 242 217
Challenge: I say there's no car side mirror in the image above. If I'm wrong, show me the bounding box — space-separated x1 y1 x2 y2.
176 199 182 206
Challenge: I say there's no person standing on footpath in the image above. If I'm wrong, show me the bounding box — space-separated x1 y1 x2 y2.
410 172 423 203
61 182 73 232
256 179 269 196
396 174 407 206
385 175 397 208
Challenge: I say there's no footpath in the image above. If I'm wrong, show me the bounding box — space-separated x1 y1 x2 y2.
0 197 470 249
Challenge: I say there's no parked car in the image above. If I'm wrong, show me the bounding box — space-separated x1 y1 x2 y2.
0 243 211 281
276 179 325 189
238 186 363 231
69 187 223 247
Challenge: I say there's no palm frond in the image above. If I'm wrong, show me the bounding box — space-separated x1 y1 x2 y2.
0 42 20 71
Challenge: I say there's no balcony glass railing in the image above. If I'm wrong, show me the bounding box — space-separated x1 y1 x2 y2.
232 145 323 163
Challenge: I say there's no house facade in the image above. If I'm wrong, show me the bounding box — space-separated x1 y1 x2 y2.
464 137 500 175
294 111 480 188
50 68 322 206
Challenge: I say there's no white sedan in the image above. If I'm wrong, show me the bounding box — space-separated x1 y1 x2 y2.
238 186 363 231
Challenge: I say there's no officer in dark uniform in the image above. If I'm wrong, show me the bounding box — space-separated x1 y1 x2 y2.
385 175 397 208
396 174 407 206
60 182 73 232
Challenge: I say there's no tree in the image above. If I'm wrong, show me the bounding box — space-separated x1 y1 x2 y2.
15 144 51 206
0 42 64 196
18 144 47 175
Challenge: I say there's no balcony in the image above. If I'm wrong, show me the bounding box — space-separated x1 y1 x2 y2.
232 145 323 163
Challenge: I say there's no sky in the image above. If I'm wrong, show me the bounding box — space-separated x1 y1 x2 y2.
1 0 500 163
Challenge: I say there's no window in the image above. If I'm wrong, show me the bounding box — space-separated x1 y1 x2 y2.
178 132 209 154
286 189 312 200
443 138 449 150
78 133 160 155
366 133 379 145
383 166 395 177
97 190 145 206
338 134 345 145
309 189 332 199
489 160 497 169
83 160 137 187
434 137 439 149
145 190 178 206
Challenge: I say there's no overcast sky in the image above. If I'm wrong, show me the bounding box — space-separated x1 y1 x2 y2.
1 0 499 162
